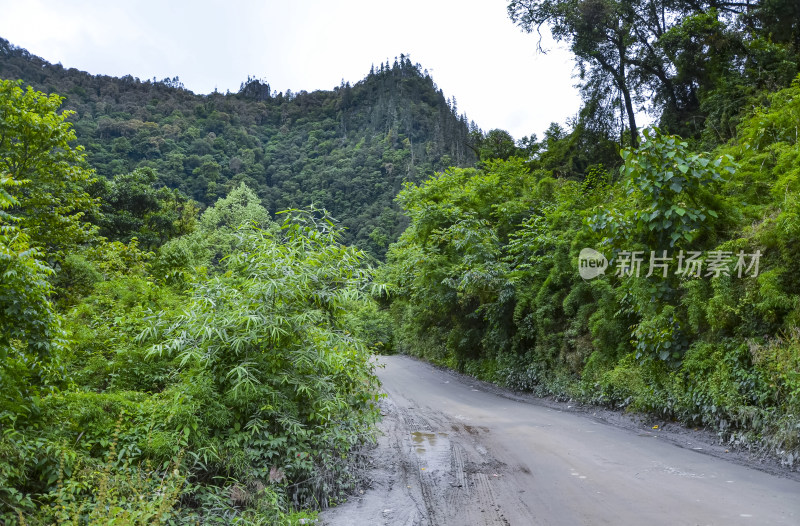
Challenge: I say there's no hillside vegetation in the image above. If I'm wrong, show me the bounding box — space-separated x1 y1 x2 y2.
1 1 800 522
0 77 383 524
383 0 800 468
0 38 475 257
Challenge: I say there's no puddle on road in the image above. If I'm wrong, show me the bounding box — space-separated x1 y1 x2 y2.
411 432 450 463
411 431 447 447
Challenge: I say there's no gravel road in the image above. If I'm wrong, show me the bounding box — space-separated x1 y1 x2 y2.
319 355 800 525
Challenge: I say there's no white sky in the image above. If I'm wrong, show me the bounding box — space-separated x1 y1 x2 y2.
0 0 583 141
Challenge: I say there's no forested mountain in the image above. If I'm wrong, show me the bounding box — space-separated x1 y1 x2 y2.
0 38 475 256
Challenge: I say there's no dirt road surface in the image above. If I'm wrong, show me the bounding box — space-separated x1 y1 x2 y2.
320 355 800 525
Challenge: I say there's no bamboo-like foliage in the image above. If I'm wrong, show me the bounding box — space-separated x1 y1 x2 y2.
141 209 381 508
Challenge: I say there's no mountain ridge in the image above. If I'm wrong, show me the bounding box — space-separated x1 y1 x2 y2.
0 37 477 257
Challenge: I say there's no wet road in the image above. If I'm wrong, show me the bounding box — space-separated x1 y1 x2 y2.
321 355 800 525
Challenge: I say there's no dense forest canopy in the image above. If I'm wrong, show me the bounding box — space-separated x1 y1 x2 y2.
1 0 800 522
0 39 476 258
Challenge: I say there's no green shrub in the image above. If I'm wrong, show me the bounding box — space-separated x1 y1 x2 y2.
54 254 102 304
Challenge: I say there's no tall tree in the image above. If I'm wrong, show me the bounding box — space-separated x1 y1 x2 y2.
0 79 98 261
99 167 198 247
509 0 645 147
507 0 789 146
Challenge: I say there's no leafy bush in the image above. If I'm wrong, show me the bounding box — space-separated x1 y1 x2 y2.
384 88 800 464
2 204 381 523
53 254 102 304
139 210 381 515
0 171 67 426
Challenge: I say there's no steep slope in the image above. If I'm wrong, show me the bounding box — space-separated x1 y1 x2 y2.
0 39 476 256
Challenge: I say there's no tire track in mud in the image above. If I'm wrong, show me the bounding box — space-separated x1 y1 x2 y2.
395 405 513 525
322 355 800 526
398 405 442 525
385 399 428 525
321 364 532 525
471 472 508 525
446 442 467 511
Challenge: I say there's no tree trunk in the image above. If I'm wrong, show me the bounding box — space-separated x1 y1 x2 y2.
617 40 639 148
621 81 638 148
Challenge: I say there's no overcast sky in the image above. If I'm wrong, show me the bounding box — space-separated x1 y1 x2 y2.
0 0 583 141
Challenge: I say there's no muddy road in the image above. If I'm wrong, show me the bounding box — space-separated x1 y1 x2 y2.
320 355 800 525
